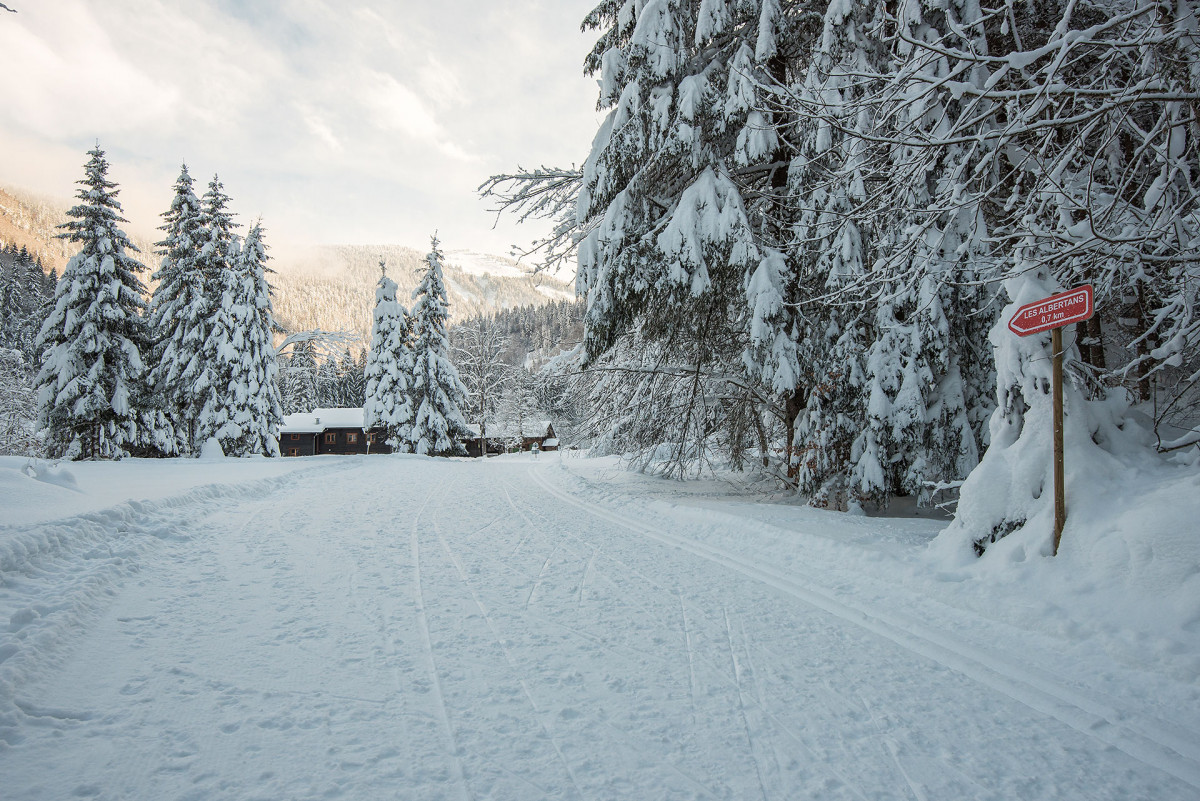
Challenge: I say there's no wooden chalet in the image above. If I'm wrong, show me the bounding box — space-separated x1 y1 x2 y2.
278 408 392 457
464 420 557 458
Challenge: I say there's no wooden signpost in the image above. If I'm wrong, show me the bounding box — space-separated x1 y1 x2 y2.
1007 285 1094 555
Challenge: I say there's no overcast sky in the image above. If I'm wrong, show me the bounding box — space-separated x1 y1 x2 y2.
0 0 601 258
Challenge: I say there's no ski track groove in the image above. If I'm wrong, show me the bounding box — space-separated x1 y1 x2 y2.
501 469 908 798
679 594 698 725
524 541 560 611
575 548 598 607
723 607 771 801
430 495 589 801
528 464 1200 792
410 486 474 801
858 691 928 801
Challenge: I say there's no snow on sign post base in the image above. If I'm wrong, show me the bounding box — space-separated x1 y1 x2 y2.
1007 285 1095 556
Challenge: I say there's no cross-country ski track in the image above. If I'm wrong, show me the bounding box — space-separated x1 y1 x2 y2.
1 455 1197 800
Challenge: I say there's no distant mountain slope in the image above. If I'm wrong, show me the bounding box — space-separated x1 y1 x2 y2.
0 186 157 274
0 184 575 348
269 244 574 346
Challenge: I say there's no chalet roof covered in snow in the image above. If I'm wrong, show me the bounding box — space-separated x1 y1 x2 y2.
281 407 367 433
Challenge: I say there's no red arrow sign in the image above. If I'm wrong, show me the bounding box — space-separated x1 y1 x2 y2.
1007 285 1094 337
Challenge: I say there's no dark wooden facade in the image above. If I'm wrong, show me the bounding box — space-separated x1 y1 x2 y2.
280 426 392 457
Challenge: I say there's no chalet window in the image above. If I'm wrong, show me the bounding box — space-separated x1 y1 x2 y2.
286 448 299 457
347 433 359 444
368 433 377 443
324 433 336 444
289 433 299 440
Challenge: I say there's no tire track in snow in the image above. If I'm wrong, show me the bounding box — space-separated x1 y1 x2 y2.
723 607 770 801
524 541 561 611
528 465 1200 792
410 486 474 801
495 472 796 799
429 495 589 801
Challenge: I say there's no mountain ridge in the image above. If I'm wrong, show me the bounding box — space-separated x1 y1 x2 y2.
0 183 575 348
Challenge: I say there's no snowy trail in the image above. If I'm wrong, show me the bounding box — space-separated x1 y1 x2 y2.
525 465 1200 790
1 456 1196 800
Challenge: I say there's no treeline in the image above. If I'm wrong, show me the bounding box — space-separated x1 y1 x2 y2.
0 243 55 358
447 299 585 446
278 342 368 414
457 298 584 366
486 0 1200 547
0 244 56 454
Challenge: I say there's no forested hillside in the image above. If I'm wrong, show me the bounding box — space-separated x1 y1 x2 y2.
0 185 574 348
272 245 573 345
0 186 156 275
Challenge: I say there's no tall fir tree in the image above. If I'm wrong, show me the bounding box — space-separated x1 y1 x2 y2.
283 339 319 415
202 221 283 456
147 164 206 453
408 237 471 456
34 146 154 459
340 348 366 409
193 175 240 449
363 260 416 450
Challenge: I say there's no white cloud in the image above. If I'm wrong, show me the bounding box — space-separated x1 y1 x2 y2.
0 4 179 138
0 0 601 257
358 70 442 141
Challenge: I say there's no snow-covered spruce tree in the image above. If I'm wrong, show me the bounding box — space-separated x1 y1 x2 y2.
282 338 319 415
202 221 283 457
363 260 415 450
571 0 819 475
192 175 241 450
916 1 1200 556
408 237 471 456
0 254 25 352
147 164 206 453
839 0 998 507
34 146 158 459
0 347 38 456
340 348 367 409
316 355 341 408
763 0 891 506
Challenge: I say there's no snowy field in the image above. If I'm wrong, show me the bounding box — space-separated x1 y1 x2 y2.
1 452 1198 800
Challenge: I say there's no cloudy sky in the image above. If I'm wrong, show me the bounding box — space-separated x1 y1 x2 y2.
0 0 601 258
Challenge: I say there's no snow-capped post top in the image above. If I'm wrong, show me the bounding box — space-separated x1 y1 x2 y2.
1006 285 1094 337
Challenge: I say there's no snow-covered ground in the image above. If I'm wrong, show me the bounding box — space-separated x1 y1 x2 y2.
1 452 1197 800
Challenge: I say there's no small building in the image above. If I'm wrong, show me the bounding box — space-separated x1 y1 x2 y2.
278 408 393 457
464 420 556 458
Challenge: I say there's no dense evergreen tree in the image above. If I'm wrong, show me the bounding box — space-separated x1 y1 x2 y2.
33 146 155 459
363 260 415 449
147 164 206 453
202 221 283 456
341 348 367 409
408 236 471 456
0 244 52 358
283 339 319 415
193 175 240 448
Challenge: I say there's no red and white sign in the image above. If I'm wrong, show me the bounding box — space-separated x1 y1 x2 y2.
1007 285 1094 337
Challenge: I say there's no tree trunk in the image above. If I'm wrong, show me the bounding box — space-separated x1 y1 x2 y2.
784 388 804 480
